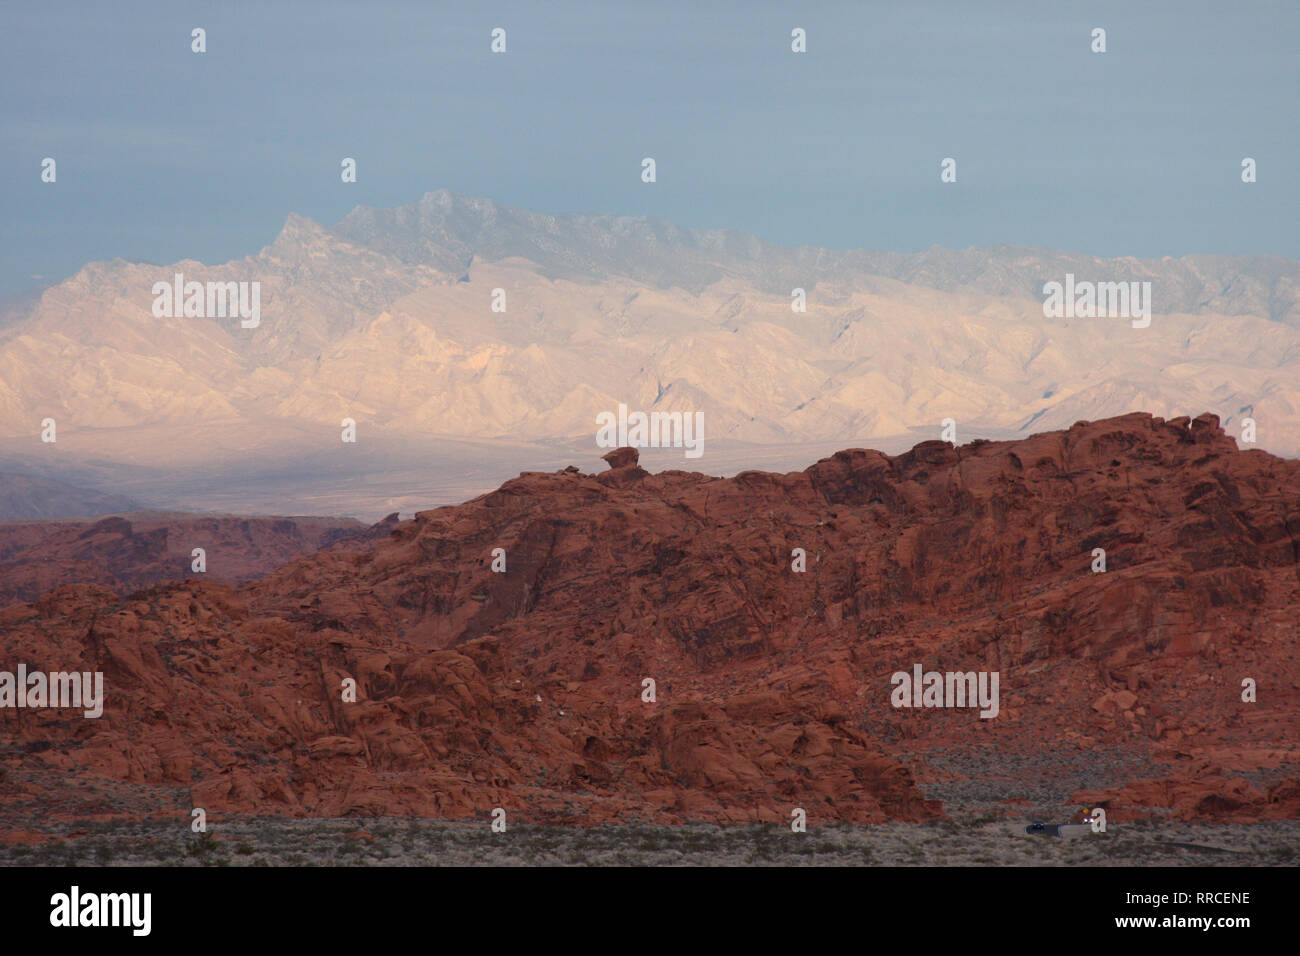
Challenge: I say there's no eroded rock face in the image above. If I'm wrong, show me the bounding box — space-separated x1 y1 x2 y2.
1 412 1297 826
1073 760 1300 823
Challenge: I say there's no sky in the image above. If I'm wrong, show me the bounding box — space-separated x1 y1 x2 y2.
2 0 1297 298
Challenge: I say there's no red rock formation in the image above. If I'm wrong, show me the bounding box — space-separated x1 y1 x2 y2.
0 512 374 606
1074 763 1300 823
1 412 1297 827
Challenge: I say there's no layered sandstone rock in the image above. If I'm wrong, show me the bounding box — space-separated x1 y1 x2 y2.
1 413 1297 826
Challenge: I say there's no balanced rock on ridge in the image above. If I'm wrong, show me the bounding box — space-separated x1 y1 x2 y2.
598 445 649 486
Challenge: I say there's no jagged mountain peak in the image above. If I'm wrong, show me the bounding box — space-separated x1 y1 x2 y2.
262 211 346 256
4 190 1300 478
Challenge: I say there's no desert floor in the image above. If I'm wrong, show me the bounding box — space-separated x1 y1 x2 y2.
2 816 1295 867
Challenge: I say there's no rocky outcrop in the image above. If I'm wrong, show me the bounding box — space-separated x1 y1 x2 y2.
1 413 1297 826
1074 764 1300 823
0 513 373 606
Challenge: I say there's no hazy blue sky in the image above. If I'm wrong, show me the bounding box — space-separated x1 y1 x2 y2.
3 0 1296 297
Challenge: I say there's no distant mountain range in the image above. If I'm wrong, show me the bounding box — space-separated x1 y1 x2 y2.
2 190 1296 516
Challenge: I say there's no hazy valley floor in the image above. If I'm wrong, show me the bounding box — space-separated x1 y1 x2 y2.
0 428 1000 521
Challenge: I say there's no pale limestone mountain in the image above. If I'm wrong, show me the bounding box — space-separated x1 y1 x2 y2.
1 190 1296 517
